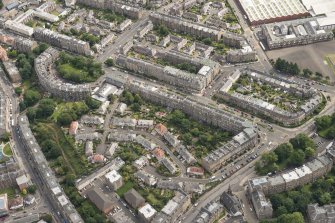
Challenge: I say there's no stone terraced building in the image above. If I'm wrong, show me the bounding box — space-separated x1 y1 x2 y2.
34 47 91 101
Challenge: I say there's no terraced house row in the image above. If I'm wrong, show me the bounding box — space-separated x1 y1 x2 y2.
34 47 91 101
105 73 258 172
248 148 335 220
16 115 83 223
217 69 323 126
116 45 220 92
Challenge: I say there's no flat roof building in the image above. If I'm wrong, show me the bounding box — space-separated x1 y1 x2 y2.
262 18 334 50
86 188 114 214
0 194 8 217
124 189 145 209
105 170 123 190
138 203 157 223
237 0 309 26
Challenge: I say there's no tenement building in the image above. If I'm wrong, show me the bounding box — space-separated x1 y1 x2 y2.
116 46 220 92
105 73 258 172
248 148 335 220
307 203 335 223
4 2 59 37
149 12 246 46
262 18 334 49
106 74 254 134
76 0 143 19
202 127 258 172
34 28 92 56
34 47 91 101
217 68 323 126
0 73 9 136
17 115 83 223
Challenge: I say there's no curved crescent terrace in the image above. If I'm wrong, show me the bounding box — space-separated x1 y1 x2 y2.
34 47 91 101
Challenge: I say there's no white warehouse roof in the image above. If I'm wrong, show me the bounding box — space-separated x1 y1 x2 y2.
302 0 335 16
239 0 308 24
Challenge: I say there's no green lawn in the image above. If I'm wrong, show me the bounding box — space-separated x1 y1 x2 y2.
116 181 135 197
57 63 89 82
51 101 87 122
136 187 174 211
33 122 91 176
0 187 16 199
3 144 12 156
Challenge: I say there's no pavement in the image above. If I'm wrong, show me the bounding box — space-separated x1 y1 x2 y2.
4 1 335 222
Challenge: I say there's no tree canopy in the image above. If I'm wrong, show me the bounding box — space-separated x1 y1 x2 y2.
256 134 316 175
315 113 335 139
56 52 104 83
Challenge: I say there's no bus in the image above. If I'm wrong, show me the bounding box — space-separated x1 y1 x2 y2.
259 41 266 51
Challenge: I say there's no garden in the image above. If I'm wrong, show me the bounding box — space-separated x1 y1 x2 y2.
231 75 307 112
262 167 335 223
113 143 174 211
255 134 316 176
55 52 104 83
315 113 335 139
119 90 232 159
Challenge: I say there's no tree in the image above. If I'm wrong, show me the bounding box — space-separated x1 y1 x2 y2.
85 97 101 110
157 24 169 37
289 133 315 151
319 192 331 205
57 112 74 126
130 103 141 112
181 133 192 144
276 206 288 217
271 194 287 209
36 98 56 118
202 38 212 45
305 147 315 158
0 132 10 143
104 58 114 67
27 108 37 122
19 101 26 111
255 152 279 175
289 149 305 166
81 33 100 46
15 87 22 95
21 188 27 195
41 139 61 160
277 212 304 223
262 152 278 164
121 91 134 104
24 90 41 107
40 214 53 223
27 185 37 194
303 68 313 77
64 174 76 186
33 43 49 55
315 115 333 131
315 72 323 77
274 143 293 162
108 94 117 103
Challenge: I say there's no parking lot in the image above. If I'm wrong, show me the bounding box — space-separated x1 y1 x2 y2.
266 40 335 82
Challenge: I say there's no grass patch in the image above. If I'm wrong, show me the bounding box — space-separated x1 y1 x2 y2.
3 144 12 156
51 101 88 122
33 122 93 176
56 52 104 84
116 181 135 197
0 187 16 199
135 186 174 211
